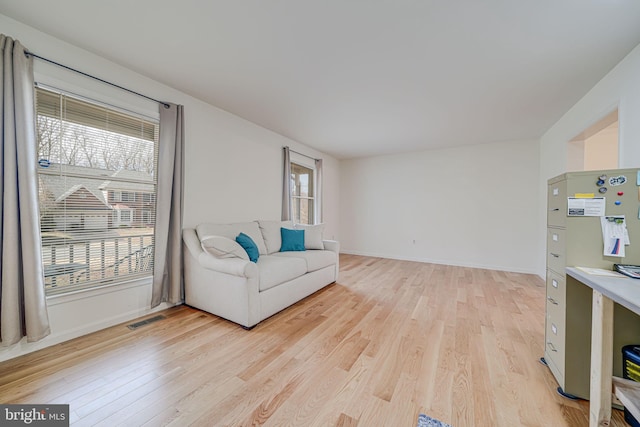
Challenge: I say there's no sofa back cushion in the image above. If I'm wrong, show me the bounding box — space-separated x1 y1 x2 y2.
258 220 293 254
196 221 268 255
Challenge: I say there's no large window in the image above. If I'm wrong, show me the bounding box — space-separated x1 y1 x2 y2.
35 87 159 294
291 162 315 225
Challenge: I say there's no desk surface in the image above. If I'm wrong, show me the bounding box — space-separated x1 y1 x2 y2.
567 267 640 316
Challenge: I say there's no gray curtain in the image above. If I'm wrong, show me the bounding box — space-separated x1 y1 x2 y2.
0 35 50 345
282 146 292 221
151 103 184 307
315 158 323 223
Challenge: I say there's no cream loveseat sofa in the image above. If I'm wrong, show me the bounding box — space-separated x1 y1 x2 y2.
183 220 339 328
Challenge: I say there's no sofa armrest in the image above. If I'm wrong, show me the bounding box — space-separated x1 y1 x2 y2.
323 239 340 253
183 227 204 259
197 253 257 278
183 228 257 278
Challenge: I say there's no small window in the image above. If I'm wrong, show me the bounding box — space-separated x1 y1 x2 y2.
120 210 132 222
290 163 315 225
142 210 153 224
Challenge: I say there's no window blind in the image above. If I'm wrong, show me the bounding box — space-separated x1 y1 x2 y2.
35 87 159 294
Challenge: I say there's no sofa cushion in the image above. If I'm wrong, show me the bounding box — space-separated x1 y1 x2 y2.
294 223 325 250
200 235 249 260
258 220 293 254
236 232 260 263
280 228 305 252
257 255 307 291
272 250 336 273
197 221 267 255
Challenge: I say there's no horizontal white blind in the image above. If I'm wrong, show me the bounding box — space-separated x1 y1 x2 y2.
35 87 159 295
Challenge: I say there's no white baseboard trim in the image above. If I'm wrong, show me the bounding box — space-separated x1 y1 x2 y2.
0 301 178 363
340 249 539 276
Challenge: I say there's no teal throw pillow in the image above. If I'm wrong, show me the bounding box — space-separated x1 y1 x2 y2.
280 228 305 252
236 232 260 262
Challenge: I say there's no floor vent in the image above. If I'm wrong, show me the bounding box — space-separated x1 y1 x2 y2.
127 315 166 330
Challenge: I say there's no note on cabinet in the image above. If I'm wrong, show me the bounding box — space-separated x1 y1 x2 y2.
567 197 605 216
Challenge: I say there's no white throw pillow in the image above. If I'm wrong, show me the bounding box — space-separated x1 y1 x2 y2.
294 223 325 250
200 235 249 260
196 221 268 254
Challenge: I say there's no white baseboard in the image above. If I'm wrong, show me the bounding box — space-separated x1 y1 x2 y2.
340 249 539 276
0 279 179 363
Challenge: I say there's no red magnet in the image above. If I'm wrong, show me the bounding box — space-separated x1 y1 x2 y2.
618 191 624 196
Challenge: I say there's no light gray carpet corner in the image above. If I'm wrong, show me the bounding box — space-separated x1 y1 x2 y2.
417 413 452 427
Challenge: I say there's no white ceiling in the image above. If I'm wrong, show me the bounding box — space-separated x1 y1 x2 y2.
2 1 640 159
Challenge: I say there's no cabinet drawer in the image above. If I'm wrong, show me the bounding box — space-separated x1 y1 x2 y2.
548 182 567 227
547 227 566 275
547 228 566 259
545 301 565 372
546 270 565 304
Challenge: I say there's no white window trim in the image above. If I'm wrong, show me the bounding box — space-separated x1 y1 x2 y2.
290 153 319 225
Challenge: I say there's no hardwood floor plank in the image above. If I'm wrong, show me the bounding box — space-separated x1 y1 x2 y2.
334 412 359 427
0 254 631 426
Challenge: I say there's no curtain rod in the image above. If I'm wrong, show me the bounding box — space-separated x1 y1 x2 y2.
25 51 170 109
288 147 320 161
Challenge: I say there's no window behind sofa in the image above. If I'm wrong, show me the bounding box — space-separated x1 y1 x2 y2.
291 162 315 225
35 86 159 295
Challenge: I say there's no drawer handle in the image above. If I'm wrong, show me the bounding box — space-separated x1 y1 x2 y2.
550 253 560 258
547 342 558 352
547 297 559 305
549 208 560 212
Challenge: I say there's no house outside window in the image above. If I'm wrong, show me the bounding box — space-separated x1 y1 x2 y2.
36 87 158 294
290 162 315 225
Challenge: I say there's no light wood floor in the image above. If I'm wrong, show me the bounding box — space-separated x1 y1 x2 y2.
0 255 630 426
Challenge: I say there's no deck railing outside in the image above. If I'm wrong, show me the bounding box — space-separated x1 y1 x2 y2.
42 232 154 293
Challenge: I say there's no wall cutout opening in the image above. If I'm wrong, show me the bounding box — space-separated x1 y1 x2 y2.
567 109 618 171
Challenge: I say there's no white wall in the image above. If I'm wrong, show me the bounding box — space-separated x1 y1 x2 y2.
0 14 340 362
339 140 540 273
538 43 640 277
